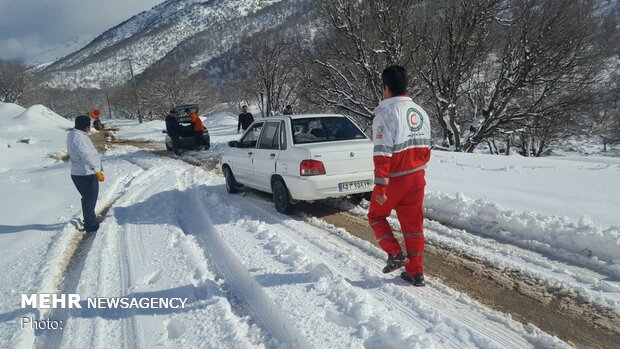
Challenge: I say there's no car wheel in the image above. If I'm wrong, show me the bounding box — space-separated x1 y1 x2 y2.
223 167 239 194
350 192 372 205
273 179 293 214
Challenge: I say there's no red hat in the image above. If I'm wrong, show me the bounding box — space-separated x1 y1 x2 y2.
90 109 100 119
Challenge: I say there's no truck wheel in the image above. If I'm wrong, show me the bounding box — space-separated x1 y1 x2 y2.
223 167 239 194
273 179 293 214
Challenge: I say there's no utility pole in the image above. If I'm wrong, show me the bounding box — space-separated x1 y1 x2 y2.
127 58 143 123
72 72 79 116
106 92 113 119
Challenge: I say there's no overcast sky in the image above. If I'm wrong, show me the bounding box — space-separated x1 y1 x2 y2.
0 0 164 64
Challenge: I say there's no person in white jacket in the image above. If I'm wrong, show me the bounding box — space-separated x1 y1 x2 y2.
66 115 104 232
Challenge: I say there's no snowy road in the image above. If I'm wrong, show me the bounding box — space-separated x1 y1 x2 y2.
2 106 618 348
15 146 565 348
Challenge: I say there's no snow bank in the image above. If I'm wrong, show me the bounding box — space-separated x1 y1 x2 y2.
425 191 620 275
111 112 239 143
113 120 165 142
429 151 620 227
108 112 241 162
12 104 73 130
203 112 239 150
0 103 73 171
0 103 71 132
0 103 26 122
204 112 238 128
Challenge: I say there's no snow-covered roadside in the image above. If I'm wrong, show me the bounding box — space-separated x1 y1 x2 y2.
3 138 567 348
108 111 240 155
341 200 620 314
429 151 620 227
175 159 568 348
112 119 166 143
0 103 72 171
37 148 268 349
0 104 140 347
3 104 614 348
109 111 620 314
424 192 620 278
111 113 620 229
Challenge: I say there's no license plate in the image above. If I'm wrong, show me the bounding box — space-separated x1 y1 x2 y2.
338 180 372 192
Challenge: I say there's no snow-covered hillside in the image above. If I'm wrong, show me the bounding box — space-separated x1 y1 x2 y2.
40 0 310 88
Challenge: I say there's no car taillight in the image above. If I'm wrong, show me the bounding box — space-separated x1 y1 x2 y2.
300 160 326 176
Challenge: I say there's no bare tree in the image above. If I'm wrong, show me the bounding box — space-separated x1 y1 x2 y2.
139 61 215 119
109 85 138 119
0 60 29 104
297 0 609 154
242 35 300 116
463 0 603 152
591 61 620 151
301 0 419 122
412 0 505 150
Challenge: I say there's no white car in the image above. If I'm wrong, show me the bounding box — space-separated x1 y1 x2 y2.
221 114 374 213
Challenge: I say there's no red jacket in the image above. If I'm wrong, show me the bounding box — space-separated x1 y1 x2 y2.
372 96 431 194
190 112 205 132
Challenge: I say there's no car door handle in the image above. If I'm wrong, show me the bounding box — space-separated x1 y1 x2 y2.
270 153 276 158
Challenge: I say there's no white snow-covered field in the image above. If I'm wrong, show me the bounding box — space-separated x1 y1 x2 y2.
1 103 618 348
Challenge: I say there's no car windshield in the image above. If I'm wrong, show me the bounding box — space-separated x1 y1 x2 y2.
291 117 367 144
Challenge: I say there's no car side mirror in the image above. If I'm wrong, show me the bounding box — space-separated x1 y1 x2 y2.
228 141 240 148
162 130 168 134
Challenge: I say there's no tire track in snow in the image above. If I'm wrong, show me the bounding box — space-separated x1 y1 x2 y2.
294 215 568 348
33 169 143 349
92 158 285 348
202 185 564 348
175 188 312 349
146 149 566 347
199 174 615 348
37 147 278 348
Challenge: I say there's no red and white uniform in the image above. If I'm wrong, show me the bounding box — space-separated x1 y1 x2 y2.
368 96 431 274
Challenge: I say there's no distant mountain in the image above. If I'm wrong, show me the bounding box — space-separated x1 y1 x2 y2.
27 35 97 67
40 0 313 89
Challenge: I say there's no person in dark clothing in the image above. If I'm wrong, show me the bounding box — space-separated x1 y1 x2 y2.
66 115 104 233
165 110 181 154
283 105 293 115
238 105 254 134
93 118 103 131
90 109 104 130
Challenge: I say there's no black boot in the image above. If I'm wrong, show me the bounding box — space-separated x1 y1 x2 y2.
400 272 425 287
382 252 405 273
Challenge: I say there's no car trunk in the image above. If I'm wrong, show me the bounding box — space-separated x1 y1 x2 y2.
303 140 373 175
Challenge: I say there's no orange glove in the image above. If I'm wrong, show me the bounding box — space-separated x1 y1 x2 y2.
96 172 105 182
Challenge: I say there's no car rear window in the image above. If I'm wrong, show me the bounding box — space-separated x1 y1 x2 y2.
291 117 367 144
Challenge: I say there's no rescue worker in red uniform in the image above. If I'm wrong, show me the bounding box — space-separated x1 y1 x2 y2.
368 65 431 286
